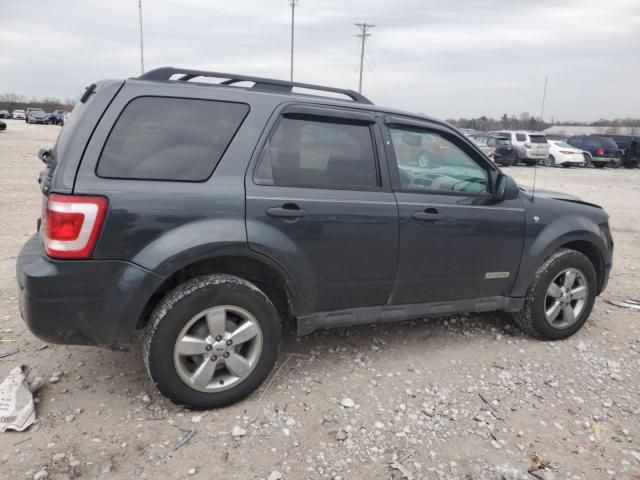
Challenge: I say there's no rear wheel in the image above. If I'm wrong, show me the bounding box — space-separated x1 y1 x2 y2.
513 249 597 340
144 274 281 409
545 155 555 167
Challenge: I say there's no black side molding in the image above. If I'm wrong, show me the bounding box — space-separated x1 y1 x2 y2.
296 296 524 336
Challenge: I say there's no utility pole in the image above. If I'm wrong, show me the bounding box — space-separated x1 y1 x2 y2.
539 76 548 123
289 0 298 82
138 0 145 74
355 22 374 93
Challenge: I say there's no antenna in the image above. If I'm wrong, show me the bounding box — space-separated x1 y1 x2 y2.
289 0 298 82
531 76 548 202
138 0 145 74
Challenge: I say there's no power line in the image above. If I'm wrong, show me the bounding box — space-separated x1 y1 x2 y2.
355 22 374 94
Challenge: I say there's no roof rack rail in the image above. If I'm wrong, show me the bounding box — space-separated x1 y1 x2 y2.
138 67 373 104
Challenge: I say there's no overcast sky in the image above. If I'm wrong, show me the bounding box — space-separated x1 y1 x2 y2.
1 0 639 121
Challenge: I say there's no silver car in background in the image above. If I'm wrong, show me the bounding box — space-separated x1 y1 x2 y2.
490 130 549 166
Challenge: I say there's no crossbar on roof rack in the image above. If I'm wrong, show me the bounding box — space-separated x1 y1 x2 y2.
138 67 373 104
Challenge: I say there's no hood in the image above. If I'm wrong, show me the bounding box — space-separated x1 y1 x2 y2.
519 186 603 209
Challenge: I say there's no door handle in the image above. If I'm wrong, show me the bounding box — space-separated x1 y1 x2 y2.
266 204 308 218
412 208 444 222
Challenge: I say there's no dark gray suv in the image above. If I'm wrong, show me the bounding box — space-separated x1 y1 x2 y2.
17 67 613 409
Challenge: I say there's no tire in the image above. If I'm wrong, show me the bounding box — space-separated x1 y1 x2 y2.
594 162 606 169
513 249 597 340
144 274 281 409
581 154 591 168
545 155 555 167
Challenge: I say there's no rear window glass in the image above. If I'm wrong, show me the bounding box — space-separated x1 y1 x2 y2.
583 137 618 149
97 97 249 181
529 135 547 144
515 133 526 141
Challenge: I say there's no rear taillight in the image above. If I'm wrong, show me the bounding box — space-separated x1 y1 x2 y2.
596 148 605 155
42 194 108 259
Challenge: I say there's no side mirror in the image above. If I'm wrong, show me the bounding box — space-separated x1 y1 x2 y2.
495 173 519 201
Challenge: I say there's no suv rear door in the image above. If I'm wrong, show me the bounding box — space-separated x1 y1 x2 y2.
382 116 525 304
245 104 398 314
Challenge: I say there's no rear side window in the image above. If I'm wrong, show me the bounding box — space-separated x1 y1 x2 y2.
97 97 249 181
254 117 379 189
515 133 526 141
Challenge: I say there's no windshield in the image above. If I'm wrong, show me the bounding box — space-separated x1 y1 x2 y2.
529 135 547 144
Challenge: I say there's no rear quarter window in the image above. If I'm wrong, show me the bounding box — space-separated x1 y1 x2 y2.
515 133 526 142
97 97 249 181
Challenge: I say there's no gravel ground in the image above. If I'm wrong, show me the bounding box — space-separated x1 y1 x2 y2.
1 120 639 480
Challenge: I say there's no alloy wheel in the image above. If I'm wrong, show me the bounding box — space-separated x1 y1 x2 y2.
544 268 589 329
173 305 263 393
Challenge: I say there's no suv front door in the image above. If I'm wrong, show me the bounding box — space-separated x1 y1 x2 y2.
245 105 398 314
383 117 525 305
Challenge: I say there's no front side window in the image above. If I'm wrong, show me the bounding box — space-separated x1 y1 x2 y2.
254 117 378 189
98 97 249 181
388 127 489 194
516 133 527 142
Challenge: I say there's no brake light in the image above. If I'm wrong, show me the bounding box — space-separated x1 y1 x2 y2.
42 194 108 259
596 148 605 155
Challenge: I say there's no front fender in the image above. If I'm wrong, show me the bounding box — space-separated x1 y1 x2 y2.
511 214 608 297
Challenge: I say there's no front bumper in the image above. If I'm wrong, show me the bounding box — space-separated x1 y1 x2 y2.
17 234 164 349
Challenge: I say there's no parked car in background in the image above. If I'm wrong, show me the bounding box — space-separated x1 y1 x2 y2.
12 109 26 120
0 110 10 119
467 133 495 157
490 131 549 166
458 128 476 136
546 140 587 168
468 133 516 166
49 110 65 126
26 108 50 124
566 135 621 168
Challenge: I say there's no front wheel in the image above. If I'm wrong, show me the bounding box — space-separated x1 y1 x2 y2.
545 155 555 167
513 249 597 340
144 274 281 409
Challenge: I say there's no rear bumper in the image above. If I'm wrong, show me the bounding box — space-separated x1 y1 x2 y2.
17 234 164 349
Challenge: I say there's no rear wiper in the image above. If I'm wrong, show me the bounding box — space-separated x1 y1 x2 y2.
38 148 57 169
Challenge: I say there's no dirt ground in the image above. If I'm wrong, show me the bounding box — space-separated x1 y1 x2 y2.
0 120 639 480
